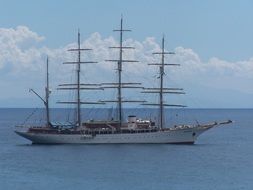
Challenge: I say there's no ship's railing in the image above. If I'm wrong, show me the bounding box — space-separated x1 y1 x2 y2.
15 125 31 132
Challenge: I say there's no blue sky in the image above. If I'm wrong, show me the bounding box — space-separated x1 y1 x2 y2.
1 0 253 61
0 0 253 108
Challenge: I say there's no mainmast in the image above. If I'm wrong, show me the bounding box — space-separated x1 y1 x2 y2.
142 36 186 129
118 18 123 129
57 30 103 127
102 17 144 128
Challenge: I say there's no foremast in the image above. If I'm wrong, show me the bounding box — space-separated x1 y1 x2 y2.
142 36 186 129
57 30 104 127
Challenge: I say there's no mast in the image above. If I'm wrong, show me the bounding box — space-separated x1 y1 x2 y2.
29 56 51 126
57 30 103 127
77 30 81 127
45 56 50 126
118 18 123 128
104 17 144 128
159 37 165 129
142 36 186 129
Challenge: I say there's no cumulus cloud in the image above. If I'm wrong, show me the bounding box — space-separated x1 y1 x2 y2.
0 25 252 107
0 26 45 73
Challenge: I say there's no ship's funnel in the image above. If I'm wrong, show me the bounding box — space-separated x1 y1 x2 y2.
128 115 137 123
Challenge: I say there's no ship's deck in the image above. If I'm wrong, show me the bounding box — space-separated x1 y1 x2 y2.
27 126 161 135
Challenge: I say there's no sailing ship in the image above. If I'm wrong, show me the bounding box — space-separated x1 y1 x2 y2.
15 18 232 144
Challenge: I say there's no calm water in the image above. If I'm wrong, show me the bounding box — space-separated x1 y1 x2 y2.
0 108 252 190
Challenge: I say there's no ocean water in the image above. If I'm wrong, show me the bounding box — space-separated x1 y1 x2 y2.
0 108 252 190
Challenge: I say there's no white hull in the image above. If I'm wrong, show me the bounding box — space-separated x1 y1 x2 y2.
15 127 210 144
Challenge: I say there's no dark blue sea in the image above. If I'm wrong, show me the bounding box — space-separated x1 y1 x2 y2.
0 108 252 190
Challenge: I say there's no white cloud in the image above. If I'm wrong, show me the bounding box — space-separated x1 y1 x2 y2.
0 26 45 73
0 25 252 107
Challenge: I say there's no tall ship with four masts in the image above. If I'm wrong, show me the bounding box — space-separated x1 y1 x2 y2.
15 18 232 144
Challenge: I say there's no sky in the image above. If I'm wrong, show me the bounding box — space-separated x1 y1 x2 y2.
0 0 253 108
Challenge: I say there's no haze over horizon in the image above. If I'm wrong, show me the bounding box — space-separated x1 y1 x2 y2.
0 0 253 108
